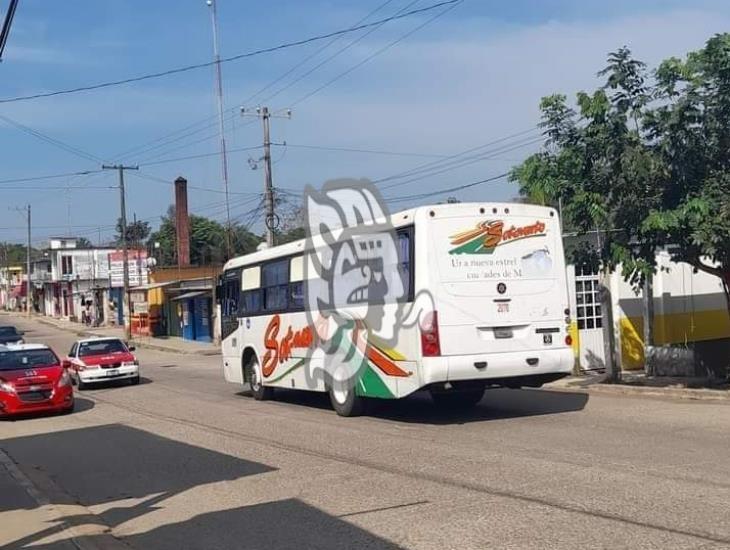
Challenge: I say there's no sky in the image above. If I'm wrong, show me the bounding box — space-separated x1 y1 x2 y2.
1 0 730 246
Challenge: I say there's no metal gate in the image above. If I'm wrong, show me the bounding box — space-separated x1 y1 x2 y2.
575 265 605 371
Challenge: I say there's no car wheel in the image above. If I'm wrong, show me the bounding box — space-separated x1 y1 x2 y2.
130 376 140 386
430 388 485 410
247 358 273 401
61 400 75 415
327 371 365 417
75 373 87 391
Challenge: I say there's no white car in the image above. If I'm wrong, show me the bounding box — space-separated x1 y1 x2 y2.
64 338 140 389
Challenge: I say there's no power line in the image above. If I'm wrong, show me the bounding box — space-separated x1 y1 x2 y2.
261 0 421 106
109 1 398 168
291 0 463 108
379 135 543 191
138 143 261 167
0 114 104 164
374 127 539 186
385 172 510 203
0 169 102 186
279 142 450 159
0 0 460 105
111 0 458 167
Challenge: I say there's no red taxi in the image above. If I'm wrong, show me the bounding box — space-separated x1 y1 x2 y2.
64 338 140 389
0 344 74 417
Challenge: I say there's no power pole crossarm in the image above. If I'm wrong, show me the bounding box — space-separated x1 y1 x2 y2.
102 164 138 341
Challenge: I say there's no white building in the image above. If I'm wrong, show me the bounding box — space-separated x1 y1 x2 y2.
34 238 148 325
567 250 730 378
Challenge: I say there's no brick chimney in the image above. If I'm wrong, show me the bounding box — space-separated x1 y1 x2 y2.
174 177 190 267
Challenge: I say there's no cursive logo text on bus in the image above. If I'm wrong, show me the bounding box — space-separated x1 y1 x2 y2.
449 220 546 254
262 314 315 377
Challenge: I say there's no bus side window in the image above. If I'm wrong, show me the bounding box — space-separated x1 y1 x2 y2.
241 266 261 315
262 259 289 311
289 255 304 311
397 228 413 302
223 275 240 317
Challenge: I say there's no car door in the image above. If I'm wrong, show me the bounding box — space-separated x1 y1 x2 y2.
67 343 79 373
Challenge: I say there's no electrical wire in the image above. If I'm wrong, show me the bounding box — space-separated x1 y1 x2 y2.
291 0 462 108
0 1 460 105
384 172 509 203
278 142 449 159
242 0 400 107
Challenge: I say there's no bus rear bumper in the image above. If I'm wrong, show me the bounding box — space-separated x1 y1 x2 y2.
421 348 573 387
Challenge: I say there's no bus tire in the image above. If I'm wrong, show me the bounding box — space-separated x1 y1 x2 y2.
328 381 365 417
430 388 485 410
247 358 273 401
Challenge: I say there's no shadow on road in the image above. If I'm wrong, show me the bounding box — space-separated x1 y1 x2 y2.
2 424 403 549
263 387 589 424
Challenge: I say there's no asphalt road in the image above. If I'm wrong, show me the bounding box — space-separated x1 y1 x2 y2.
2 317 730 550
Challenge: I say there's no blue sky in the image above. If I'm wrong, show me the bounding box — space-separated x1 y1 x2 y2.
2 0 730 246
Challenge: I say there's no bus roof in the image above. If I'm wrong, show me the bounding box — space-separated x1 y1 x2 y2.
223 202 558 271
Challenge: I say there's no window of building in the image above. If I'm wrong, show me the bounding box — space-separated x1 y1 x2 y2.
61 255 73 276
575 267 602 330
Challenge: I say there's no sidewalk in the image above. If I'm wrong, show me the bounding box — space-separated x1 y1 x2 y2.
29 314 220 356
547 372 730 401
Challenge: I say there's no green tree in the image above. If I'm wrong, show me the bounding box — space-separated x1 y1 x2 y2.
511 35 730 314
116 218 151 246
147 206 261 266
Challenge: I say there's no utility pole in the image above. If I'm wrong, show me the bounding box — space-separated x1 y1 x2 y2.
10 205 31 316
25 204 30 317
0 0 20 62
102 164 138 341
241 106 291 247
205 0 232 258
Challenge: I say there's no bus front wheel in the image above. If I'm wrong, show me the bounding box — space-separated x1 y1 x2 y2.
247 358 274 401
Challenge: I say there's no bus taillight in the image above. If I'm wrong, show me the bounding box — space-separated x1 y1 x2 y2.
420 311 442 357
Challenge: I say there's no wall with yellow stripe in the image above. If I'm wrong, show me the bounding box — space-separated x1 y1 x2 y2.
620 310 730 370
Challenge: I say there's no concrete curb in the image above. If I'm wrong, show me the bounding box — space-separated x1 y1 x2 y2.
32 316 221 357
548 378 730 402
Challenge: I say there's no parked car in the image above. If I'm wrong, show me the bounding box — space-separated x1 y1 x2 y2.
0 326 24 345
0 343 74 417
64 338 140 389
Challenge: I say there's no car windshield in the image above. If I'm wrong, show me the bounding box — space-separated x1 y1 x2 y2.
79 340 127 357
0 327 19 336
0 349 58 371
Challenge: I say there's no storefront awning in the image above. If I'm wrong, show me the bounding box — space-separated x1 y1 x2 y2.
171 290 209 301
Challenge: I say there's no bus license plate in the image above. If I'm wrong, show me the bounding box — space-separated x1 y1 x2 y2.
494 328 513 339
497 302 509 313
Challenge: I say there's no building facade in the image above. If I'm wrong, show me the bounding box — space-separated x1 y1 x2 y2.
568 251 730 377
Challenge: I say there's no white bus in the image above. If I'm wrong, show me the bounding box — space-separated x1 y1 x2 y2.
219 202 573 416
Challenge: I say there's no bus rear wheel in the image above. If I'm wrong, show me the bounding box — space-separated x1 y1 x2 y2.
247 358 273 401
328 380 365 417
430 388 485 410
